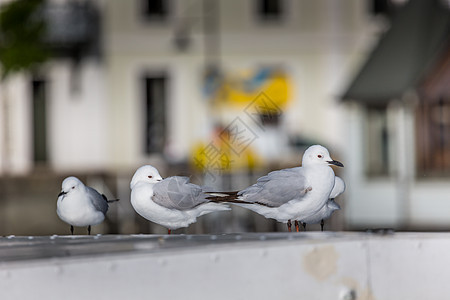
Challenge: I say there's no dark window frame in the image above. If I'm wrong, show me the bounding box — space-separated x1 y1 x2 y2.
142 73 168 155
31 77 48 164
416 98 450 176
364 105 390 177
140 0 171 23
254 0 285 23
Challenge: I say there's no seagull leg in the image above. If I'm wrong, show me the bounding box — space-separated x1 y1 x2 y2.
168 229 172 235
320 219 324 231
302 222 306 230
88 225 91 235
70 225 74 235
287 220 292 232
295 220 299 232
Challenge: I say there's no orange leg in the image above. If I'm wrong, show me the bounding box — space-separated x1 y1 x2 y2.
287 220 292 232
295 220 299 232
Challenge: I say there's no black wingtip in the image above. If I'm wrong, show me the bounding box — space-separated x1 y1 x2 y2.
205 191 239 202
206 191 239 196
207 195 237 202
102 194 120 203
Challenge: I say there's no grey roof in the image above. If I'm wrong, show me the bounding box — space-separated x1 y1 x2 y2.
342 0 450 105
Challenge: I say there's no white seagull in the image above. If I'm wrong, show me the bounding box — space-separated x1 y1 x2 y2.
300 176 346 231
208 145 344 232
130 165 230 234
57 176 119 235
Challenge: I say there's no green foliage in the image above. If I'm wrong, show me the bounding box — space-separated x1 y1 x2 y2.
0 0 49 79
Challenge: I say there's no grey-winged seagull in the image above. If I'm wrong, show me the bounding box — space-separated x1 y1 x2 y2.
57 176 119 235
130 165 230 234
207 145 344 232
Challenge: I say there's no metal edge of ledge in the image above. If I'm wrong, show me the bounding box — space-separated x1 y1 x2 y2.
0 230 441 264
0 231 368 263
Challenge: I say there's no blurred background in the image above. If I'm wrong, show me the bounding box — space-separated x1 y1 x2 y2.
0 0 449 235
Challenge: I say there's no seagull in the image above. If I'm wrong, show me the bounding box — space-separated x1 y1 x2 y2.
57 176 119 235
207 145 344 232
299 176 345 231
130 165 230 234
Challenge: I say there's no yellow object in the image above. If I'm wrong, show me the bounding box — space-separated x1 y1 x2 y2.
191 67 292 171
190 141 261 172
214 69 291 110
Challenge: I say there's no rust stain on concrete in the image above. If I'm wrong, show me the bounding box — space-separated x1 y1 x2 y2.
303 245 338 281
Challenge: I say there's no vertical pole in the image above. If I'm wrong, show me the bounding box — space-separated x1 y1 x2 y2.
203 0 220 71
439 98 445 170
396 93 417 229
0 80 10 175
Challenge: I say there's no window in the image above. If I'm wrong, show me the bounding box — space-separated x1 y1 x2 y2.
365 106 390 176
416 98 450 175
256 0 284 22
370 0 405 17
141 0 169 21
143 75 167 154
371 0 390 15
32 79 48 163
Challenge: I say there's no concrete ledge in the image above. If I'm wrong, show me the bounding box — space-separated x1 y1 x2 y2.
0 232 448 299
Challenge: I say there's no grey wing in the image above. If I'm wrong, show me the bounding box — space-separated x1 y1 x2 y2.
238 167 310 207
152 176 208 210
87 186 108 214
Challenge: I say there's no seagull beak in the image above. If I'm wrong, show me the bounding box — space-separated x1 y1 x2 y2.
58 191 67 197
327 160 344 167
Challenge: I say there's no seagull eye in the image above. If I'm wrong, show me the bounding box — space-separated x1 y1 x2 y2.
317 155 323 158
148 175 153 179
72 186 75 189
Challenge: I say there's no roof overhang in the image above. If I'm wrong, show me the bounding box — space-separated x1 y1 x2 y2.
341 0 450 105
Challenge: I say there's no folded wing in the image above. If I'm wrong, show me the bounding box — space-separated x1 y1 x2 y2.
238 167 310 207
87 186 109 215
152 176 208 210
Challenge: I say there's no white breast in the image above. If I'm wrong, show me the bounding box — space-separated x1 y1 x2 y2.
57 191 105 227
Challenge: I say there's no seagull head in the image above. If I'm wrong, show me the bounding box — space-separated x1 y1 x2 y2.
302 145 344 168
130 165 163 189
59 176 84 197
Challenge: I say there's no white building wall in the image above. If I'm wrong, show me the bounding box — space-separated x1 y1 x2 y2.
105 0 373 170
49 60 108 172
343 104 400 228
0 0 375 177
345 100 450 229
0 74 33 175
0 0 108 175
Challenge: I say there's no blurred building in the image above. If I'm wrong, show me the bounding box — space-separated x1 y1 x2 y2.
0 0 382 234
342 0 450 230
